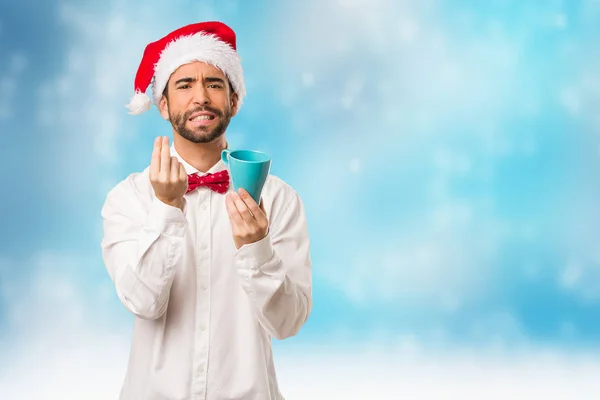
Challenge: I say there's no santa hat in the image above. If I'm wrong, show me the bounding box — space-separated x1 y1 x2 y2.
126 21 246 115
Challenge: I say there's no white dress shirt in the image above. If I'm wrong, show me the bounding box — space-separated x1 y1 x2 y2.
100 145 312 400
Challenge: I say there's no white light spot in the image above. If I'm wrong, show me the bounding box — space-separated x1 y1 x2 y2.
519 138 537 156
348 157 361 173
0 77 15 96
561 262 582 289
523 261 540 280
301 73 314 87
560 88 580 115
554 13 568 29
394 334 421 356
398 19 419 43
439 64 461 89
57 76 74 97
336 0 364 7
341 95 354 109
0 106 11 120
522 98 540 116
440 293 461 314
560 321 577 338
520 223 537 242
9 53 27 73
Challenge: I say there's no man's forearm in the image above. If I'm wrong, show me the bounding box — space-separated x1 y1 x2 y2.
102 191 188 320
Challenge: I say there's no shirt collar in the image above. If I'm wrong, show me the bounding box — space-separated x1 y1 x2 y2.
170 143 228 175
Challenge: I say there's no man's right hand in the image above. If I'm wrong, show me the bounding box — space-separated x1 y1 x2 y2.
150 136 188 210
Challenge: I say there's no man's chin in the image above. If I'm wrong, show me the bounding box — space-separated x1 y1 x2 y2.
177 127 224 144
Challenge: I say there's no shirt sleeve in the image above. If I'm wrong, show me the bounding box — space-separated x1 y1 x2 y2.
100 178 188 320
234 192 313 340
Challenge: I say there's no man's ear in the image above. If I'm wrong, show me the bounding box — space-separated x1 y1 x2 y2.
159 95 170 120
230 91 239 117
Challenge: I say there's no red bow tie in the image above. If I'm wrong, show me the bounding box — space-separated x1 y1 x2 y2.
187 170 230 194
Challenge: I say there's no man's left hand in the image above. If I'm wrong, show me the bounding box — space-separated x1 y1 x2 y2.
225 188 269 249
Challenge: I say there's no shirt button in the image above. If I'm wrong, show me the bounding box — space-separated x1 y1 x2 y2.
202 204 208 211
201 282 208 290
177 222 184 228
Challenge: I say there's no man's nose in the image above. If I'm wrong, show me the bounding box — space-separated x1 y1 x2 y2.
192 85 210 105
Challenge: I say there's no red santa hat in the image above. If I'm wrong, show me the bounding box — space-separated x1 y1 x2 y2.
126 21 246 115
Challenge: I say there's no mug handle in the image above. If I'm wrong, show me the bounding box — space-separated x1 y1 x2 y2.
221 149 231 165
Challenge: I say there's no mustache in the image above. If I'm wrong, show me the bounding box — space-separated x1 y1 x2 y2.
184 106 223 119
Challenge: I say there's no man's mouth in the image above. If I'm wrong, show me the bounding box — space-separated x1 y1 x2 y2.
187 110 218 127
189 112 216 122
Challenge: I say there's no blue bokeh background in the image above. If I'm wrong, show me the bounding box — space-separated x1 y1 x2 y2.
2 0 600 398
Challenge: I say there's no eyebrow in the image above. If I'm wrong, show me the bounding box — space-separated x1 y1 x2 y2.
174 77 196 86
205 77 226 85
174 76 225 86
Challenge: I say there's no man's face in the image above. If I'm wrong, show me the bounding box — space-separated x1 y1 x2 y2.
159 61 238 143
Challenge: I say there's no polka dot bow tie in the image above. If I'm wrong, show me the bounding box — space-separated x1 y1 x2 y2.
186 170 230 194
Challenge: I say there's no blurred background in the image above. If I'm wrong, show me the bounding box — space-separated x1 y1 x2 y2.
1 0 600 398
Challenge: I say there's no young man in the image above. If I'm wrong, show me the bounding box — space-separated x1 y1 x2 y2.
101 21 312 400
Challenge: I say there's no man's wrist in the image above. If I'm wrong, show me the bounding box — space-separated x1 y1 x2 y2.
156 195 184 211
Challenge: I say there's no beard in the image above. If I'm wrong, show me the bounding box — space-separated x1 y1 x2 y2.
169 104 232 143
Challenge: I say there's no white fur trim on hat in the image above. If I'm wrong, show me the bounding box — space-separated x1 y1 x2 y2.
151 32 246 109
126 91 152 115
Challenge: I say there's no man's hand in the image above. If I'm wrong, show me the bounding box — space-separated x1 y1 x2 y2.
225 188 269 249
149 136 188 210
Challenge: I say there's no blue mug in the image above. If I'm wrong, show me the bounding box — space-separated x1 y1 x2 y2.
221 149 271 204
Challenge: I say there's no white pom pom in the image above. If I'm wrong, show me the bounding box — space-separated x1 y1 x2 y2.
126 91 152 115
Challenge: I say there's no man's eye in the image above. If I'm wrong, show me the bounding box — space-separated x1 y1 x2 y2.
208 84 222 89
178 85 190 89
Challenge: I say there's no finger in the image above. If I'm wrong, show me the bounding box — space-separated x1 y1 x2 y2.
258 198 266 216
258 200 269 234
170 156 180 181
150 137 161 179
159 136 170 179
231 191 255 223
178 161 187 184
225 193 245 230
238 189 267 225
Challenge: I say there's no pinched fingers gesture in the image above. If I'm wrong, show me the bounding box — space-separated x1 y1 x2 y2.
149 136 188 209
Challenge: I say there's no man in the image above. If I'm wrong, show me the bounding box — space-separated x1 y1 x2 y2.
100 21 312 400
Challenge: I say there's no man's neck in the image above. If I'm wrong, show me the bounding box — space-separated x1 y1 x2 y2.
173 133 227 173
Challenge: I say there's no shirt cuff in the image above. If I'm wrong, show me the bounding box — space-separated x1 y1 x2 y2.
145 195 187 237
234 233 275 270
